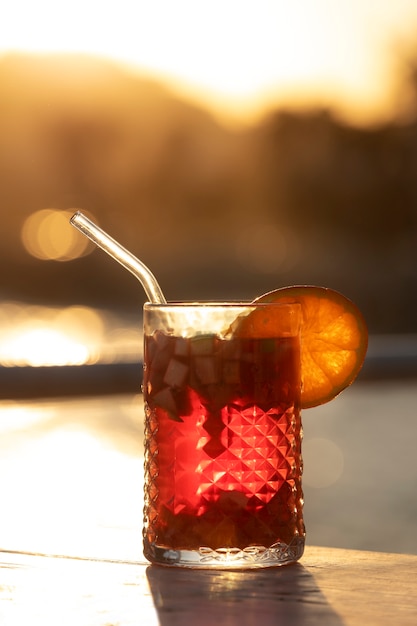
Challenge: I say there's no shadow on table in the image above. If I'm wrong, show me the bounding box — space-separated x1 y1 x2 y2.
146 562 345 626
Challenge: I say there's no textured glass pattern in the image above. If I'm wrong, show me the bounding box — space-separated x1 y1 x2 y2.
143 400 304 566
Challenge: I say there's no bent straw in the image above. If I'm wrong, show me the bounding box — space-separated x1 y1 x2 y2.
70 211 167 304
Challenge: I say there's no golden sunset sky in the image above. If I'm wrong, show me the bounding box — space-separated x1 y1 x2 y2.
2 0 417 125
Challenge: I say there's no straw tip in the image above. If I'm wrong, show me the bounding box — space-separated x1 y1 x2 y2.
70 210 83 226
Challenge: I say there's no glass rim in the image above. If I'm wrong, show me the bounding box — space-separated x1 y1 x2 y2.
144 301 300 308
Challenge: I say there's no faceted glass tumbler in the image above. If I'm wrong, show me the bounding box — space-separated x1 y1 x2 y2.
142 302 305 569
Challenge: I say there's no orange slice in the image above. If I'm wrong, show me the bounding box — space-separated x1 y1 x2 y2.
238 286 368 409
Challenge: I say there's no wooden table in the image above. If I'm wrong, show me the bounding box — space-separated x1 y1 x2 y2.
1 545 416 625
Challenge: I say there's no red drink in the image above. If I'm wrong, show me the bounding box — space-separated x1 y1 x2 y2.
143 303 304 568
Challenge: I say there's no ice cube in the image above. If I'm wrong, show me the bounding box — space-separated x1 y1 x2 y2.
174 336 189 357
221 337 242 360
163 358 189 388
152 387 183 422
147 332 175 374
190 334 216 355
193 355 219 385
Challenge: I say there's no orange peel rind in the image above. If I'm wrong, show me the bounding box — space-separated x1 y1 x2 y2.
237 285 368 409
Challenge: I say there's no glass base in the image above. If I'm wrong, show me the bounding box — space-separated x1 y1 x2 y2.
144 537 305 569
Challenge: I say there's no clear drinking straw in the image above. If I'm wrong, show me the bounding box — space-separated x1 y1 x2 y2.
70 211 167 304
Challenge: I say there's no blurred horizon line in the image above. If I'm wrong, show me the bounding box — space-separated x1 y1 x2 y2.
0 49 411 131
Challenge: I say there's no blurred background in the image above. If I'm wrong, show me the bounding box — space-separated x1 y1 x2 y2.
0 1 416 561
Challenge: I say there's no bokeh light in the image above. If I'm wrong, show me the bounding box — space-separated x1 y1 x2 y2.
0 302 142 367
2 328 89 367
21 209 92 261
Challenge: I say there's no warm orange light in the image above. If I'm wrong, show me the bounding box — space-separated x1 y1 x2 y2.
234 221 300 275
2 2 417 127
0 302 142 367
0 304 104 366
1 327 89 367
21 209 92 261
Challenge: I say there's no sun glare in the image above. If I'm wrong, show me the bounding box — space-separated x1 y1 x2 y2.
2 1 417 125
0 305 103 366
0 420 143 560
3 328 89 367
0 302 142 367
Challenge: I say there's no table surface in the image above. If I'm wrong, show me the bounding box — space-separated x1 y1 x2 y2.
1 545 416 625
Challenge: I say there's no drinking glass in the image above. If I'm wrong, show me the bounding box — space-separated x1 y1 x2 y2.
142 302 304 569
